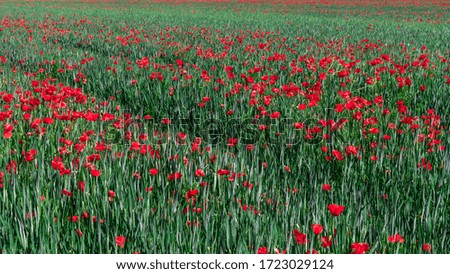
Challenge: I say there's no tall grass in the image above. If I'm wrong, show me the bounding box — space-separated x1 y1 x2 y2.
0 0 448 254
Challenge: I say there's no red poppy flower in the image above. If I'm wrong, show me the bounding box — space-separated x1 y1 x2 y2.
257 246 268 254
101 113 115 121
130 142 140 151
84 112 99 122
144 186 153 192
176 59 184 67
293 230 307 245
312 224 323 235
227 138 238 147
328 204 345 216
195 169 205 177
345 145 358 155
321 236 332 248
350 242 370 254
168 172 182 180
149 168 158 175
337 70 350 78
177 132 187 142
3 123 14 139
293 122 304 129
322 184 331 191
68 216 79 223
388 234 404 243
23 149 37 162
2 93 14 103
116 236 126 248
270 111 280 119
43 117 54 124
76 229 83 237
62 189 73 197
217 169 230 177
0 171 4 189
78 181 85 192
185 189 199 199
90 169 101 177
6 160 17 174
108 190 115 198
87 154 101 162
332 150 345 161
423 243 432 253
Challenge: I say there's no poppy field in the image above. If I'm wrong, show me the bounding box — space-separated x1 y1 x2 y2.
0 0 449 254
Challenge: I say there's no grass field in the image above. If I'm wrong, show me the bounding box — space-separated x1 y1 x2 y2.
0 0 448 254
